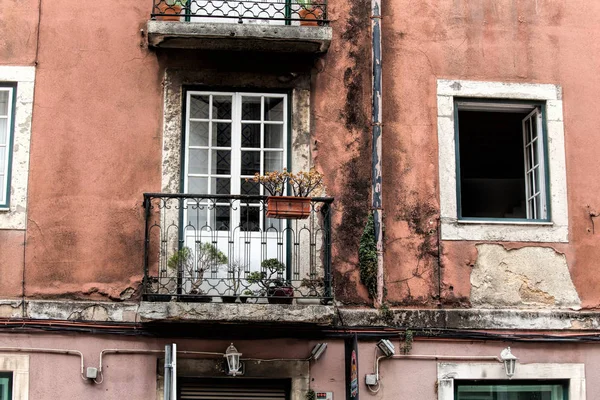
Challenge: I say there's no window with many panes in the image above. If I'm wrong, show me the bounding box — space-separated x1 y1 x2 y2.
184 91 287 231
0 85 15 208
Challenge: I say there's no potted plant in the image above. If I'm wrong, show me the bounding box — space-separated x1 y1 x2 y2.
168 243 227 302
246 258 294 304
221 261 244 303
296 275 324 305
156 0 188 22
248 168 323 219
297 0 324 26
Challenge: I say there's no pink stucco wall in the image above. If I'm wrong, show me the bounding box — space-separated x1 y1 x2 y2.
314 0 600 307
0 0 599 311
1 334 600 399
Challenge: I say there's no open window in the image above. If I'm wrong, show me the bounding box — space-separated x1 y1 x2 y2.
456 101 548 221
437 80 568 242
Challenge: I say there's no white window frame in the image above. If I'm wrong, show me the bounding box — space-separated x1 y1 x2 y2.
437 362 585 400
437 79 568 242
0 66 35 230
0 354 29 400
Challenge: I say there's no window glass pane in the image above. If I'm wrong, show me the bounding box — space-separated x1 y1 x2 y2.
241 179 259 195
212 95 232 120
190 95 210 119
265 151 283 173
212 177 231 195
456 383 563 400
241 124 260 148
264 125 283 148
264 97 284 121
188 149 208 174
241 97 261 121
240 206 260 231
0 372 12 400
188 177 208 193
0 91 8 116
189 121 209 146
214 206 230 230
265 214 283 231
0 175 4 204
213 123 231 147
211 150 231 175
0 149 5 174
186 205 208 229
531 115 538 139
241 151 261 175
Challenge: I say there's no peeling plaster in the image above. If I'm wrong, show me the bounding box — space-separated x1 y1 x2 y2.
470 244 581 309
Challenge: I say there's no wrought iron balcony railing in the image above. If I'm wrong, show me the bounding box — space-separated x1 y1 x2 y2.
143 193 333 304
151 0 328 25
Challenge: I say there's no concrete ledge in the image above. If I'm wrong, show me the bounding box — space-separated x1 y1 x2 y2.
147 20 332 53
338 308 600 330
138 301 335 325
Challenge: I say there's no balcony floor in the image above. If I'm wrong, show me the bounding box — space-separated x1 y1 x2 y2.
146 20 332 53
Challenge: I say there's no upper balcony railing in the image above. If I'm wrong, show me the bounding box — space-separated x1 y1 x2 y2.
142 193 333 305
151 0 329 26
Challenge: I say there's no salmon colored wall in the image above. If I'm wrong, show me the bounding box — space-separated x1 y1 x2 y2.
0 231 24 297
22 1 162 299
0 0 39 65
314 0 600 307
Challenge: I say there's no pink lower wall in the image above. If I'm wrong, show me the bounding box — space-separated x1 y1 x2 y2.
1 333 599 399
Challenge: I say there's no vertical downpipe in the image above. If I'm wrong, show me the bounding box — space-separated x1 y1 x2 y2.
371 0 384 307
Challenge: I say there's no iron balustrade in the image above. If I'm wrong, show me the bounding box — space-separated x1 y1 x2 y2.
143 193 333 304
151 0 328 25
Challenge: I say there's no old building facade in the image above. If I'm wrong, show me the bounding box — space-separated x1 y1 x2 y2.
1 0 600 399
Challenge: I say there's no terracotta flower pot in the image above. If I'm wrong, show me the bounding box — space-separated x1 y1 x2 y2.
156 3 183 21
266 196 311 219
299 5 323 26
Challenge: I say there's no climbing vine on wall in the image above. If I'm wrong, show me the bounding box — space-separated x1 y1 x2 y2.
359 212 378 300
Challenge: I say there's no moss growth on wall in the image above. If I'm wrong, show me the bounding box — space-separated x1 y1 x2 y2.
359 213 378 300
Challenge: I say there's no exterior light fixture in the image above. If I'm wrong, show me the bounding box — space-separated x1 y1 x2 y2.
224 343 243 376
500 347 518 379
376 339 395 357
311 343 328 361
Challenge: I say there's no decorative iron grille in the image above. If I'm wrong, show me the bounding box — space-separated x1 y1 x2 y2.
143 193 333 304
151 0 328 25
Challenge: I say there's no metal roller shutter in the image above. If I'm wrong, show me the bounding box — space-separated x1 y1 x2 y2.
179 378 289 400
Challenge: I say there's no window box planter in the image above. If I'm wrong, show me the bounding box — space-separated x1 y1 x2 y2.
266 196 311 219
267 286 294 304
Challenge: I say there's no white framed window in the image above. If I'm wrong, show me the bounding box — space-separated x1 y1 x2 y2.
0 66 35 230
183 91 288 231
437 80 568 242
438 362 585 400
0 86 15 208
0 354 29 400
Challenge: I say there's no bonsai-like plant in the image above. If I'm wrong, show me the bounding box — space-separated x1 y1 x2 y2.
168 243 227 295
223 260 245 296
246 258 291 297
300 275 323 297
247 168 323 197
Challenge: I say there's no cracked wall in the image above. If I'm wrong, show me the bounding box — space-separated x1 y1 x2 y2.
470 244 581 309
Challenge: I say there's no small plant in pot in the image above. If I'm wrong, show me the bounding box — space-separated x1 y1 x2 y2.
168 243 227 302
221 261 244 303
297 275 324 305
246 258 294 304
248 168 324 220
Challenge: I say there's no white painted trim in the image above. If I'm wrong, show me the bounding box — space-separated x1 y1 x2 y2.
437 79 569 242
0 354 29 400
0 66 35 230
437 362 585 400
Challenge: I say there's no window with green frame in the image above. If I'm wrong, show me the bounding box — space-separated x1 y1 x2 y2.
0 372 12 400
0 84 15 208
455 381 566 400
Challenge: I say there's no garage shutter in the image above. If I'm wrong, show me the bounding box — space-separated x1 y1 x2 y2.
179 378 289 400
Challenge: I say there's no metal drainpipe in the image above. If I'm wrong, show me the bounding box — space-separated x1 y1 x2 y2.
371 0 384 307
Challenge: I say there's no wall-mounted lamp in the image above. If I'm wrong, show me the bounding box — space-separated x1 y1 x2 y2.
500 347 518 379
224 343 244 376
376 339 395 357
311 343 328 361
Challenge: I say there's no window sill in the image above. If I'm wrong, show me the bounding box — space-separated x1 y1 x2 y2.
441 218 568 243
457 219 554 226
